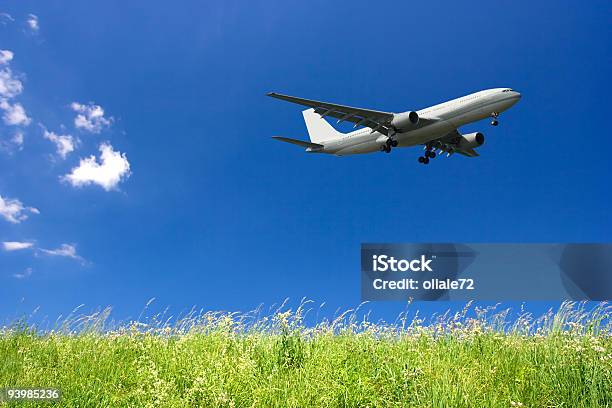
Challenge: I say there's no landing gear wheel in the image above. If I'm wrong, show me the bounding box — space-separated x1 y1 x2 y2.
418 156 425 163
428 151 436 159
423 157 430 164
380 145 387 152
384 145 391 153
391 139 398 147
490 112 499 127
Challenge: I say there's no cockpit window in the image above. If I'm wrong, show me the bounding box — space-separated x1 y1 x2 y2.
502 89 513 92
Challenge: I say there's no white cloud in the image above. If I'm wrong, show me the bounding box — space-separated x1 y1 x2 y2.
0 13 14 25
43 129 75 159
13 267 32 279
0 54 30 128
40 243 83 261
26 14 39 32
12 130 23 147
2 241 34 251
62 142 130 191
0 50 13 65
0 194 39 223
0 99 31 126
0 130 24 153
71 102 112 133
0 68 23 98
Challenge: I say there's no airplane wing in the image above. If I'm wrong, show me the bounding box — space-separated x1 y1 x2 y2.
434 130 481 157
268 92 429 136
456 148 480 157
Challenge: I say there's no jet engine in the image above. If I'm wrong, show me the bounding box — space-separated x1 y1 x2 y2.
390 111 419 131
458 132 485 149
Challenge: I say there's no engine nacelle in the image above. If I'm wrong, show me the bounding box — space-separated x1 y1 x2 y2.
458 132 485 149
390 111 419 131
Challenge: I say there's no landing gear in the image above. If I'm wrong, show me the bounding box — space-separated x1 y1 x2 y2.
490 112 499 126
380 137 398 153
418 144 435 164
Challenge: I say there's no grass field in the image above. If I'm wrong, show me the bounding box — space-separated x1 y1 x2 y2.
1 302 610 407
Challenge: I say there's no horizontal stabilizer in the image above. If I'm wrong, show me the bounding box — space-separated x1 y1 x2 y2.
272 136 323 149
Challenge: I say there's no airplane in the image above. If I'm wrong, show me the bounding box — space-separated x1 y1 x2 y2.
268 88 521 164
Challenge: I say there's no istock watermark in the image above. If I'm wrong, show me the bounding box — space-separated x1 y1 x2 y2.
361 243 612 301
371 255 433 272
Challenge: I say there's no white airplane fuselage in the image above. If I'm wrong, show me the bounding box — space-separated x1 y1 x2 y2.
317 88 521 156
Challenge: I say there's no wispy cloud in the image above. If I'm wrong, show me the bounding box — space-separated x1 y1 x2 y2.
0 130 24 153
0 50 30 127
0 67 23 99
0 194 39 223
0 13 14 25
26 14 39 32
0 50 13 65
43 128 76 159
2 241 34 251
11 130 24 147
0 100 31 126
13 267 32 279
40 243 84 262
71 102 112 133
4 241 87 266
62 142 130 191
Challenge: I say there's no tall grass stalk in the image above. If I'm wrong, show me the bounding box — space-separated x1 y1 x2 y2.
1 301 610 407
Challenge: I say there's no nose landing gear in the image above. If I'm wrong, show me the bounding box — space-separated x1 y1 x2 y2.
490 112 499 126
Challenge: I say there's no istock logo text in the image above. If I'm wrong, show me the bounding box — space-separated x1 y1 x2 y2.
372 255 433 272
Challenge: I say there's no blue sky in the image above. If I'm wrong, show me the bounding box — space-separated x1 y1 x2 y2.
1 0 610 325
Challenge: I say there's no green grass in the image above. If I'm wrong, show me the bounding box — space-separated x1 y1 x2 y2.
1 302 610 407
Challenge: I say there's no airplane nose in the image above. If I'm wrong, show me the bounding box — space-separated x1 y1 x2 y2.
514 91 522 99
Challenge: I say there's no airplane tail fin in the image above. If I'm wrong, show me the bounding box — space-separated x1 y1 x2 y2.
302 108 344 144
